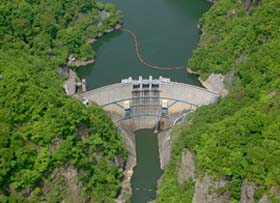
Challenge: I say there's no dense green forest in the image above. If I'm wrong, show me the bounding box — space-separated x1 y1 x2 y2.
157 0 280 202
2 0 280 202
0 1 126 202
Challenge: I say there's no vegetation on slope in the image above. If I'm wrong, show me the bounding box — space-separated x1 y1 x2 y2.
0 1 126 202
157 0 280 202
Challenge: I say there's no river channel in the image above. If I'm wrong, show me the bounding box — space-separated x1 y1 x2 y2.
77 0 211 202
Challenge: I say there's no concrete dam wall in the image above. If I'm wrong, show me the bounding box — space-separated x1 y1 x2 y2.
80 76 219 128
79 76 219 168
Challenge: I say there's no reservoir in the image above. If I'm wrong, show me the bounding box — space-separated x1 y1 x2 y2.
77 0 211 202
77 0 211 89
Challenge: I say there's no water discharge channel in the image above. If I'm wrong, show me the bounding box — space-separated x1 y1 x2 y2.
77 0 211 202
131 129 162 203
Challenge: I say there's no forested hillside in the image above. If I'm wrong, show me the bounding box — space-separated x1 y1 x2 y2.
0 1 126 202
157 0 280 202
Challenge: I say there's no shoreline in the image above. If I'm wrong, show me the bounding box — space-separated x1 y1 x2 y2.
72 23 123 69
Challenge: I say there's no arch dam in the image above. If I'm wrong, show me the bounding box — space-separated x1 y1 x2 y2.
78 76 219 201
79 76 218 128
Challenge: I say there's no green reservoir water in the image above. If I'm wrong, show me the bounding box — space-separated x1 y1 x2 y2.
131 129 163 203
77 0 211 89
77 0 211 202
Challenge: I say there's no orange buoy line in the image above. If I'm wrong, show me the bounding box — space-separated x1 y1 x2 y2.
120 28 186 71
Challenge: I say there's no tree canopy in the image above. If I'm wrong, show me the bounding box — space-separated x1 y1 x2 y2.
158 0 280 202
0 0 126 202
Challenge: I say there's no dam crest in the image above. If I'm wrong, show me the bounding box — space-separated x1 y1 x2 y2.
79 76 219 129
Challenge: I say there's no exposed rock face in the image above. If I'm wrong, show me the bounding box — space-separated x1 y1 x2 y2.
99 10 110 20
258 186 280 203
158 129 172 170
192 175 230 203
177 150 230 202
48 136 62 153
178 149 195 185
41 165 84 203
62 166 83 203
200 73 229 97
77 123 89 138
259 195 271 203
115 124 136 203
73 59 95 67
63 69 77 96
243 0 261 11
240 180 256 203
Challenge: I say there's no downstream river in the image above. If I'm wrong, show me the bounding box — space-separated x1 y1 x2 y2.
77 0 210 202
131 129 162 203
